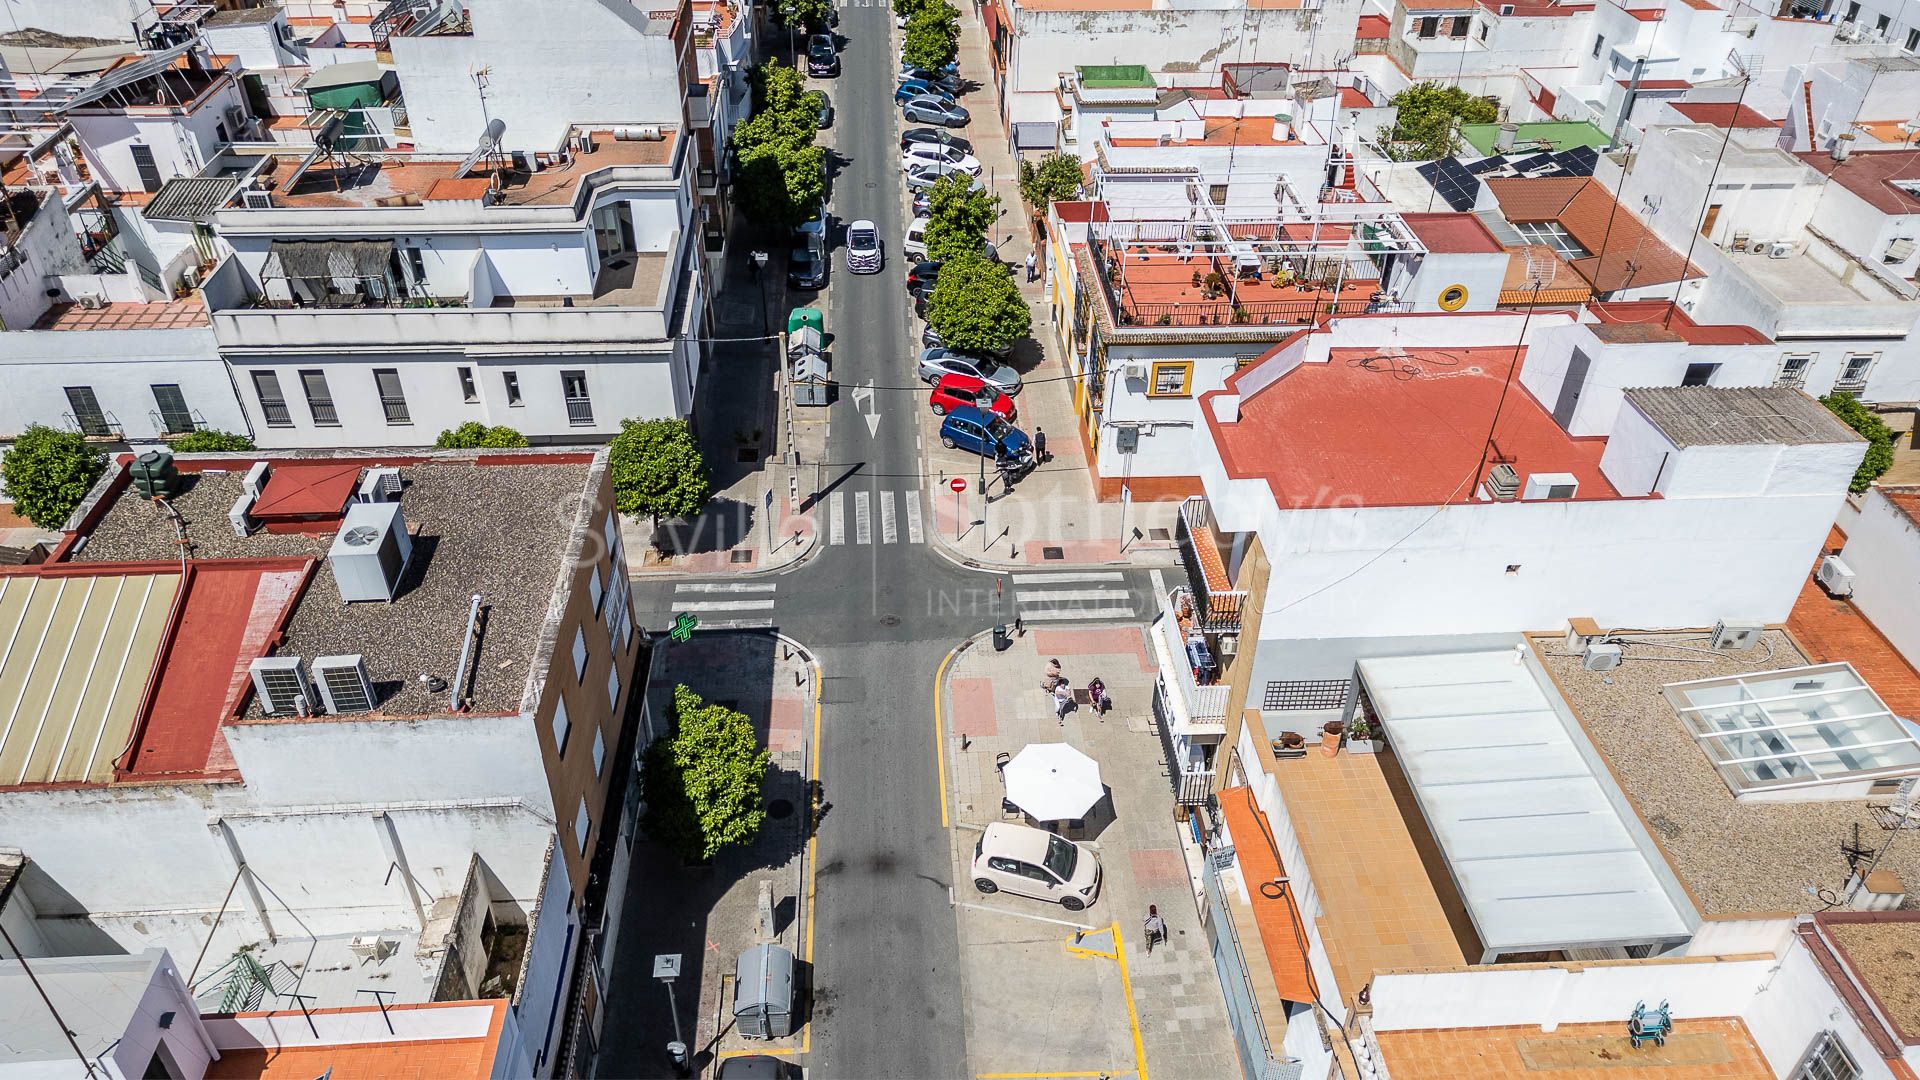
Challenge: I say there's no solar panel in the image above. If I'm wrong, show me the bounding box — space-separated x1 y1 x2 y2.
1416 157 1481 212
1465 153 1514 175
1553 144 1601 176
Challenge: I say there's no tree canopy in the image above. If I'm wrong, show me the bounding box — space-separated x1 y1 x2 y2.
1 425 106 530
608 417 713 521
1385 83 1498 160
777 0 832 30
926 251 1031 355
1017 153 1082 209
924 174 1000 264
434 422 530 449
731 60 826 231
1823 394 1896 494
903 2 959 72
642 685 770 862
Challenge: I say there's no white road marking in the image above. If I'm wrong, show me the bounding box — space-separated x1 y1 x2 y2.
829 490 846 544
675 599 777 613
674 582 777 593
1017 607 1138 622
881 489 898 544
1014 589 1131 603
855 490 872 545
690 617 776 629
1012 572 1126 583
905 492 925 544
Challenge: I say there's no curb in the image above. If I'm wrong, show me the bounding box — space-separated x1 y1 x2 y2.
633 528 823 581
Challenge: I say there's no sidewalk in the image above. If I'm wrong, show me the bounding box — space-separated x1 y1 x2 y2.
941 624 1239 1079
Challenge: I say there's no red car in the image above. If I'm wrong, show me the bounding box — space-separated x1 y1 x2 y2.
929 373 1015 419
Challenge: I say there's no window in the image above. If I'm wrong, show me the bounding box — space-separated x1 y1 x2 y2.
606 663 622 711
1682 363 1718 386
373 368 410 424
1148 361 1193 397
1207 183 1229 204
592 727 607 777
1511 221 1588 257
64 386 110 437
1592 34 1604 57
1790 1030 1861 1080
551 695 572 755
150 384 194 435
299 370 337 426
404 246 427 287
562 370 593 426
251 371 291 427
572 627 588 682
504 371 523 406
1664 663 1920 795
1418 15 1439 36
1875 13 1890 30
1907 27 1919 50
458 366 478 403
1263 680 1351 710
1844 0 1860 18
1448 14 1470 36
1837 353 1876 389
603 513 620 563
129 144 162 193
590 565 605 617
1776 354 1813 388
574 798 591 853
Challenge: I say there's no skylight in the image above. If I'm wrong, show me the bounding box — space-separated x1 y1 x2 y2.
1662 663 1920 796
1512 220 1589 258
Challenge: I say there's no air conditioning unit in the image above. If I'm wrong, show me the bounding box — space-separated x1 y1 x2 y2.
1817 554 1856 597
229 490 258 537
312 654 376 714
1121 361 1148 381
240 189 275 209
1218 634 1239 656
249 656 314 716
1486 463 1520 501
328 501 414 603
1768 241 1796 259
1710 620 1765 650
77 295 104 310
242 461 271 498
224 103 246 134
358 467 403 503
1523 472 1578 500
1583 642 1623 671
1747 238 1771 254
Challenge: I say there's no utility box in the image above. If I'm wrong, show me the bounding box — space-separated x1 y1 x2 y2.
791 352 831 407
732 943 796 1039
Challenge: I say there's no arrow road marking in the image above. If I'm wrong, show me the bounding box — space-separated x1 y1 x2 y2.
851 379 882 438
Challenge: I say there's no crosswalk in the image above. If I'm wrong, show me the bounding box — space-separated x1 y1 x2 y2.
668 581 776 629
1010 571 1139 623
828 490 927 546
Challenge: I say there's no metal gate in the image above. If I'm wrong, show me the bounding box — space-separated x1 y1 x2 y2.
1202 858 1302 1080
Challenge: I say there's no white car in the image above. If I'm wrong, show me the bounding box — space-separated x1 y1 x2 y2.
905 161 982 191
972 823 1101 911
901 144 981 176
845 219 882 274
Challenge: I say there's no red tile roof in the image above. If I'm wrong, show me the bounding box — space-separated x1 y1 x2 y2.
1486 177 1702 293
33 298 208 331
1588 300 1770 344
1789 573 1920 720
1793 148 1920 216
1623 5 1665 18
1218 788 1317 1003
1402 211 1505 254
1669 101 1779 128
1357 12 1393 35
250 463 363 521
1207 341 1621 508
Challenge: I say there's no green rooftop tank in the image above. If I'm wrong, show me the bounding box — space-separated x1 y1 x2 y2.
130 450 178 499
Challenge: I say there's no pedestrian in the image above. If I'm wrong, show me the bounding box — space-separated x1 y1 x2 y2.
1087 676 1108 718
1144 904 1166 953
1044 657 1063 689
1025 249 1038 283
1053 680 1074 723
1034 427 1048 463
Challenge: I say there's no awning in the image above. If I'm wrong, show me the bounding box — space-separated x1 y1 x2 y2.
1217 788 1317 1004
1356 651 1695 957
58 40 197 110
262 240 396 281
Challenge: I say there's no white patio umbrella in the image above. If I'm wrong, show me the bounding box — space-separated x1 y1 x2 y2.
1003 742 1104 821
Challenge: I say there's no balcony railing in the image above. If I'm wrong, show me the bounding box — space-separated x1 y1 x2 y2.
1178 498 1246 632
259 399 292 427
1158 603 1230 728
380 395 411 425
309 399 340 426
1119 296 1408 328
566 398 596 426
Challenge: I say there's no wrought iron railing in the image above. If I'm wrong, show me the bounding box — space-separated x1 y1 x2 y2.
1119 297 1407 328
259 399 293 427
1178 499 1246 632
380 395 411 424
309 399 340 426
566 398 596 426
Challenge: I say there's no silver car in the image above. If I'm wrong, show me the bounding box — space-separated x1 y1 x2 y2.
901 95 969 127
916 347 1020 395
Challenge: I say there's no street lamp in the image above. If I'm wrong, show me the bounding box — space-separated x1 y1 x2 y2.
653 954 689 1077
781 3 798 60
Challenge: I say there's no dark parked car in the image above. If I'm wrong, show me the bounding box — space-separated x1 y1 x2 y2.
902 96 969 127
907 259 941 297
806 35 839 76
902 127 972 155
789 246 826 289
939 405 1034 473
896 66 962 94
806 90 833 128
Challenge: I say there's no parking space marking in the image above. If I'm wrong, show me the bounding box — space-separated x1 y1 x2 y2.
855 490 872 545
829 490 846 544
905 491 925 544
881 489 899 544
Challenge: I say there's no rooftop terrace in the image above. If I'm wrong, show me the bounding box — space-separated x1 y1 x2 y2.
1376 1018 1771 1079
32 296 209 331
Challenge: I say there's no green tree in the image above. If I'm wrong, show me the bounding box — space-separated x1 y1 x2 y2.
893 0 930 20
1 425 106 530
924 174 1000 264
732 60 826 231
434 422 530 449
1385 83 1499 160
168 429 255 452
903 2 959 72
641 685 770 862
926 251 1032 355
609 417 712 521
778 0 832 31
1017 153 1082 210
1823 394 1897 493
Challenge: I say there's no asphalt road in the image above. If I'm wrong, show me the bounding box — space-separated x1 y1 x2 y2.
626 11 1159 1075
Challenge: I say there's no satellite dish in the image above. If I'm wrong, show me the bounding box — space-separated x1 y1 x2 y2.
342 526 381 547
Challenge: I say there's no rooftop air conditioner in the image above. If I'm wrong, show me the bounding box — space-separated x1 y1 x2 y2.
312 654 376 714
241 189 275 210
243 460 271 498
229 490 258 537
358 467 402 503
1565 617 1604 655
1729 230 1750 251
1583 642 1623 671
77 295 104 310
1486 463 1520 501
328 500 413 603
1710 620 1764 650
249 656 314 716
1121 361 1148 381
1768 241 1796 259
1522 472 1578 500
1747 238 1771 254
1817 554 1856 597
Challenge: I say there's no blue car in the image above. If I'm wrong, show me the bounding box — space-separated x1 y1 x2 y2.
896 78 955 105
939 405 1034 473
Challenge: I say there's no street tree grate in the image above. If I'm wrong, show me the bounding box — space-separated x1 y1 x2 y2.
1042 546 1065 560
731 549 754 564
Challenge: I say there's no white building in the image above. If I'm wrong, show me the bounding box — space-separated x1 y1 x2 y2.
1834 484 1920 667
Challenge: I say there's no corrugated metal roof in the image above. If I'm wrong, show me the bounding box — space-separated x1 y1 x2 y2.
143 176 242 222
1623 386 1862 447
301 59 386 92
0 571 179 785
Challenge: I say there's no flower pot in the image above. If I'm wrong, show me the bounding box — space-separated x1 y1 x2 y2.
1320 731 1342 756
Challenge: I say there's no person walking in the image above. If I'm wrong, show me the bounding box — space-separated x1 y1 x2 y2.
1053 679 1074 723
1034 427 1048 463
1144 905 1166 953
1044 657 1064 689
1025 249 1038 283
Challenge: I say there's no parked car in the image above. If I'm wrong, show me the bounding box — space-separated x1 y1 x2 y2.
930 373 1015 419
806 89 833 129
806 34 839 76
901 144 981 176
896 66 962 94
845 219 881 273
921 320 943 349
917 347 1020 394
896 48 958 76
972 823 1101 910
788 245 826 289
940 405 1035 473
901 96 969 127
895 78 954 105
905 160 982 190
901 128 972 155
717 1055 801 1080
906 259 941 295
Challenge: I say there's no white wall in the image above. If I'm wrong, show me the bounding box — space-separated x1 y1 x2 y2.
0 329 242 441
2 0 154 40
0 191 88 333
1841 487 1920 666
516 844 577 1077
202 14 309 72
70 81 247 195
106 952 218 1080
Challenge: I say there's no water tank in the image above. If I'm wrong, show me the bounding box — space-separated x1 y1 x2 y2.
328 501 413 603
130 450 179 499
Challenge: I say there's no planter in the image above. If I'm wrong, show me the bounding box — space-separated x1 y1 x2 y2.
1320 720 1345 758
1348 738 1380 755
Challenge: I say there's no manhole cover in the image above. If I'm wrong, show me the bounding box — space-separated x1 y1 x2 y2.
730 550 754 564
865 181 877 188
1149 528 1171 541
1042 546 1065 561
767 798 795 819
878 614 902 627
738 447 760 462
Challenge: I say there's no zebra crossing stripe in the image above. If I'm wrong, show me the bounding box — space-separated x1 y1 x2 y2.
1018 606 1137 622
1014 589 1130 603
829 491 846 545
880 490 898 544
905 493 924 544
675 599 777 613
674 582 776 593
854 490 872 545
1012 571 1126 583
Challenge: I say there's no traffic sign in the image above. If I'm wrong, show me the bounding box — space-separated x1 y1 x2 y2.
668 612 699 643
949 477 968 493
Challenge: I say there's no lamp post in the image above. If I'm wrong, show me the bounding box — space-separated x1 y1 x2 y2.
782 3 798 61
653 954 688 1077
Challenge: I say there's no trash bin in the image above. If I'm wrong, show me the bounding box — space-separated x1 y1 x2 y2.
733 943 796 1039
992 624 1011 651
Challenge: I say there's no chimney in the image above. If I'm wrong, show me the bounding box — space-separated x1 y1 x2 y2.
1495 122 1519 153
1831 132 1855 162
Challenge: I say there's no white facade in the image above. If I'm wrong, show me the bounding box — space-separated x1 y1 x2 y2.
0 190 89 334
0 327 242 441
0 0 157 41
1839 487 1920 666
69 77 250 196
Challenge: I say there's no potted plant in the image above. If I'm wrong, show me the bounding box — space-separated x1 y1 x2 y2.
1191 269 1204 288
1347 715 1380 754
1320 720 1345 757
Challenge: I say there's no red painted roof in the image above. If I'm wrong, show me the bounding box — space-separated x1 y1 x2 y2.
1208 343 1620 508
1789 571 1920 720
1670 101 1779 128
1623 5 1665 18
1402 211 1504 254
1357 12 1392 35
1619 77 1690 89
251 463 362 519
1588 300 1770 344
1218 788 1316 1004
1051 200 1111 224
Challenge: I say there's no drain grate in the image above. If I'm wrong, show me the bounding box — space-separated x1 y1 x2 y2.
1149 528 1171 541
737 447 759 462
730 549 754 564
1042 546 1065 561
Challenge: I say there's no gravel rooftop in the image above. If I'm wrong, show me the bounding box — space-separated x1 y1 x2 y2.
1534 631 1920 917
1824 919 1920 1038
76 463 591 717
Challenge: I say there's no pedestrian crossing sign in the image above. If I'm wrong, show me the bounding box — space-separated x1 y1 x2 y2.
669 612 699 643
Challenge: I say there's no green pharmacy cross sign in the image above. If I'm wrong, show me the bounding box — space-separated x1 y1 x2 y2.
669 612 699 643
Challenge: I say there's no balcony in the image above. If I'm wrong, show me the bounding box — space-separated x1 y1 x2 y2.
1153 597 1229 733
380 395 411 425
1177 497 1245 632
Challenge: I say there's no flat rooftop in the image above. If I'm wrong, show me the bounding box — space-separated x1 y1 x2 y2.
1207 346 1619 509
255 128 678 210
1588 300 1770 345
1460 120 1611 156
1376 1018 1771 1079
1719 237 1907 306
1818 913 1920 1044
72 458 592 721
32 296 209 331
1533 629 1920 915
